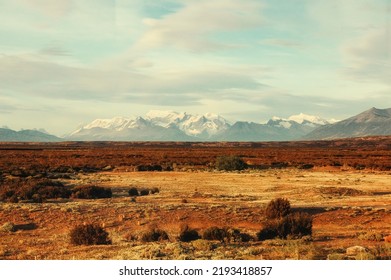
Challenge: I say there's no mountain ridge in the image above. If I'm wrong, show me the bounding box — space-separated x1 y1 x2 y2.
0 128 61 142
303 107 391 140
68 110 333 141
2 107 390 142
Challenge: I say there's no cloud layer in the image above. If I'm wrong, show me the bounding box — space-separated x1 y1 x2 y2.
0 0 390 135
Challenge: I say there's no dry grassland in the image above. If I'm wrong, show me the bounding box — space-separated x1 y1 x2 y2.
1 168 390 260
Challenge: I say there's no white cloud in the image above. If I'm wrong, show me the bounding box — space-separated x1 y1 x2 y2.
260 38 302 48
14 0 73 18
0 54 265 105
136 0 265 52
342 27 391 85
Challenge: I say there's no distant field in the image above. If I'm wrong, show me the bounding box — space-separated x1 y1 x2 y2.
0 139 390 260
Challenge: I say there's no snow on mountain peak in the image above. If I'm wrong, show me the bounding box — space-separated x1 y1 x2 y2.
83 117 130 130
288 113 329 125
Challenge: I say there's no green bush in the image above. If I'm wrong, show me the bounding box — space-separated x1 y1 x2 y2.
70 224 111 245
265 198 291 219
215 156 247 171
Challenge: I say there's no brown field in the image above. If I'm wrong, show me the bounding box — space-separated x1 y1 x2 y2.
1 137 391 260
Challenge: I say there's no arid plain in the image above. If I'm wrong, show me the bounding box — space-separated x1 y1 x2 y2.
1 138 390 260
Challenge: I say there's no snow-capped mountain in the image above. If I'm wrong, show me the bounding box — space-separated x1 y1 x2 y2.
67 110 330 141
267 113 335 129
68 111 231 141
145 110 230 137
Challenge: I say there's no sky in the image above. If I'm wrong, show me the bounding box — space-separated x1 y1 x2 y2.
0 0 390 136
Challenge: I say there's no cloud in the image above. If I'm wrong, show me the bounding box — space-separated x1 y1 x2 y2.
342 28 391 85
260 39 302 48
136 0 265 52
0 54 266 106
39 44 71 56
14 0 73 18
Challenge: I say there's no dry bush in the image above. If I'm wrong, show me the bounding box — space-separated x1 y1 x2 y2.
140 227 169 242
319 187 366 197
150 187 160 194
129 187 159 197
139 188 150 196
178 225 200 242
71 185 112 199
358 232 384 242
70 224 111 245
215 156 247 171
258 212 313 241
257 220 280 241
0 179 71 203
136 165 163 171
201 227 252 243
265 198 291 219
202 227 228 242
128 187 139 196
0 222 16 233
284 212 313 238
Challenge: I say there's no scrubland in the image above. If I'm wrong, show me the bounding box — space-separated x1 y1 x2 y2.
0 139 390 260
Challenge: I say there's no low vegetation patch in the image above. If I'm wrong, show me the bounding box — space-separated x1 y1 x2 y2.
215 156 247 171
70 224 111 245
0 179 71 203
128 187 159 197
178 225 200 242
140 227 169 242
0 222 16 233
358 232 384 242
265 198 291 220
319 187 367 197
258 212 313 241
71 185 112 199
201 227 252 243
135 165 163 172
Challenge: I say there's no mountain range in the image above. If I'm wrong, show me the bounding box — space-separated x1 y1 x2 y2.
67 111 333 141
303 107 391 140
0 128 61 142
1 107 390 142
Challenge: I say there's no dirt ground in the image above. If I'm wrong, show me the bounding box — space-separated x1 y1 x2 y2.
1 168 390 260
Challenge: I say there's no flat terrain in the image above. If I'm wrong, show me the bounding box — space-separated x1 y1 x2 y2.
0 139 390 260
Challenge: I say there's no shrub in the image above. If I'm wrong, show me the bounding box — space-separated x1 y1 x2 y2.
71 185 112 199
0 179 71 203
257 212 313 240
150 187 160 194
128 187 139 196
140 228 169 242
215 156 247 171
1 222 16 233
225 228 253 242
139 188 150 196
202 227 228 242
136 165 163 172
283 212 313 238
128 187 159 197
257 221 279 241
70 224 111 245
265 198 291 219
178 225 200 242
201 227 251 243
